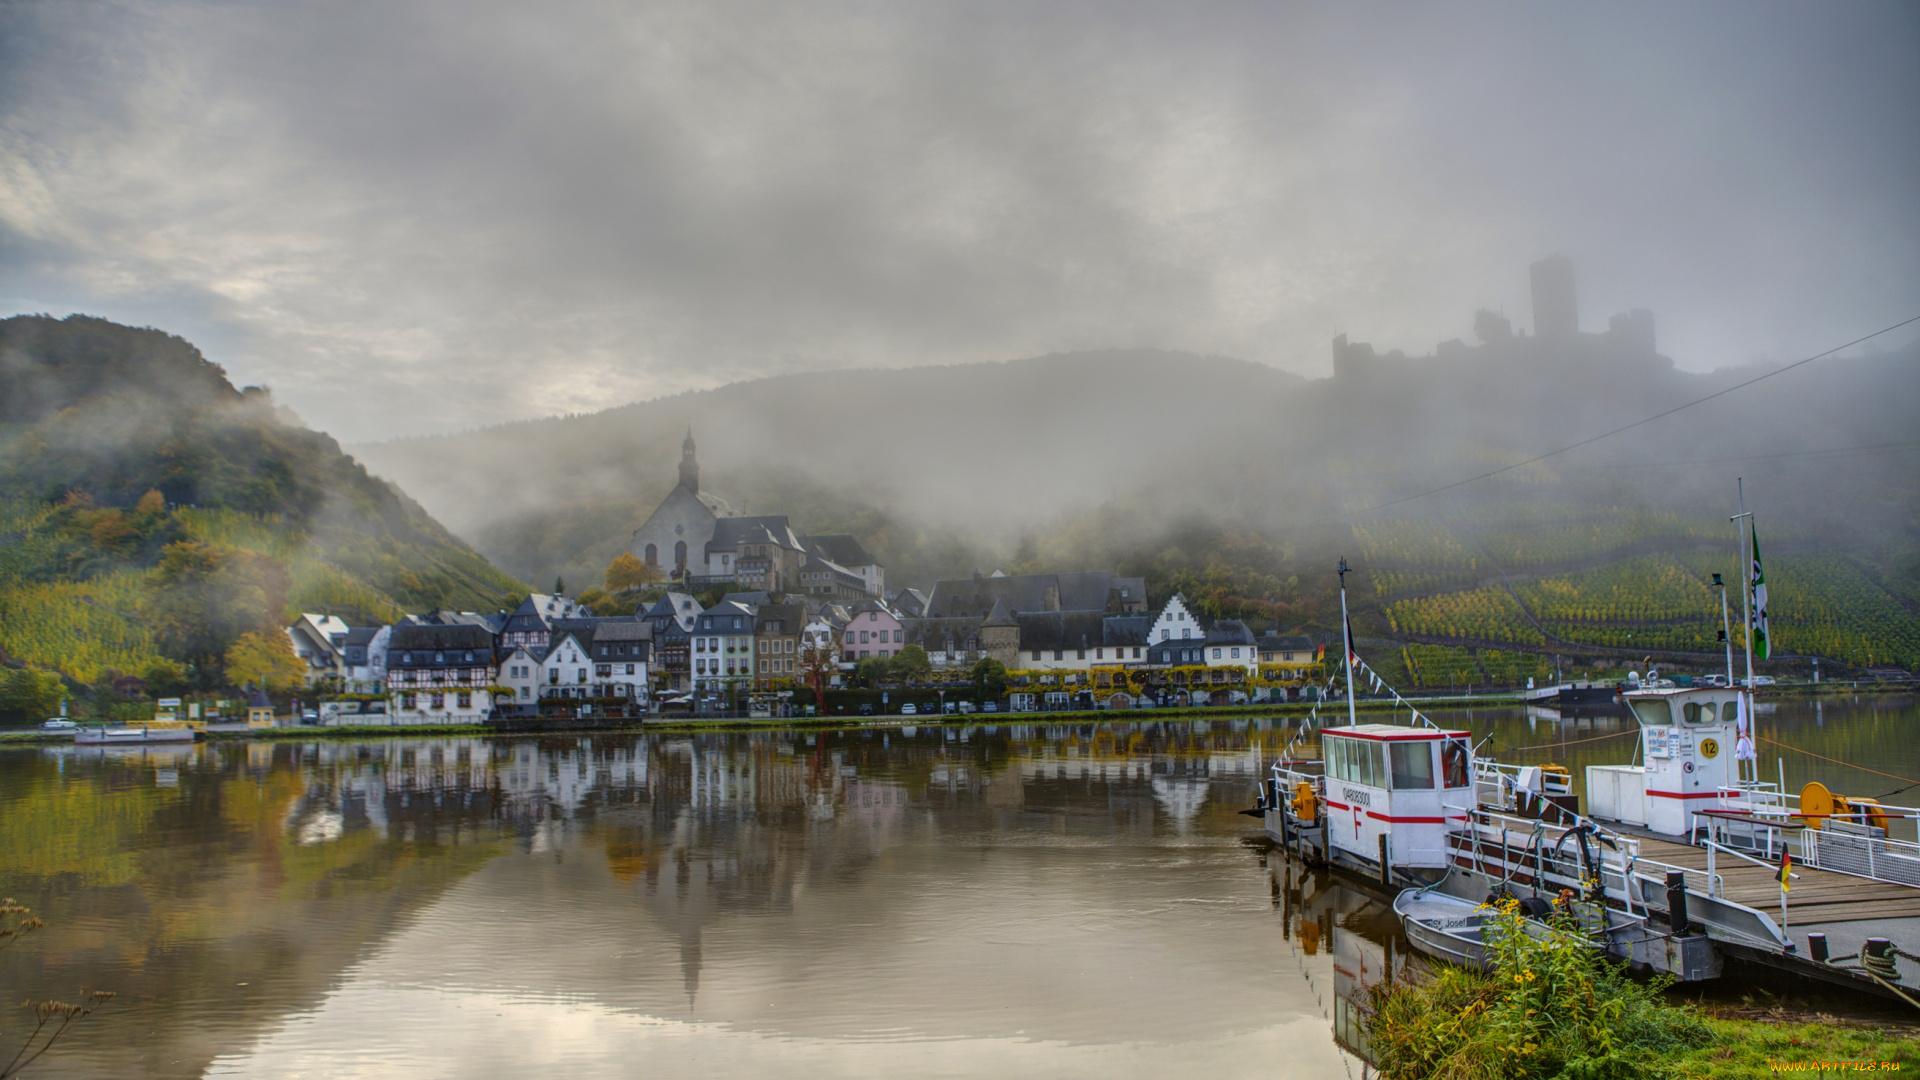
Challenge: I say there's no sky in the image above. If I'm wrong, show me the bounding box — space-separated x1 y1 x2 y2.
2 0 1917 442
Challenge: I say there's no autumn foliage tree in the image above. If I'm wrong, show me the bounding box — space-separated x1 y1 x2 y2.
144 540 291 684
224 630 303 692
604 552 660 593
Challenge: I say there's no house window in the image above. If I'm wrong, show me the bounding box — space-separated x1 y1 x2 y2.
519 686 529 699
1095 649 1103 659
645 543 658 565
430 692 444 708
457 691 472 708
597 665 611 677
1032 651 1042 661
1054 650 1064 661
759 660 768 673
893 630 902 643
1231 648 1241 659
435 652 444 663
1076 649 1086 660
625 664 635 675
402 693 416 709
577 668 587 683
1132 647 1141 659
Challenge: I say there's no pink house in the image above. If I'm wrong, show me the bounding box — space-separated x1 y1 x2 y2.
842 601 904 661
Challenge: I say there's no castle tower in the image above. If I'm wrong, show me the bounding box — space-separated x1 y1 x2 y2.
980 598 1020 667
679 427 699 494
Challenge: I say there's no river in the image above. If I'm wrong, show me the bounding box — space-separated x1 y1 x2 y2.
0 695 1913 1078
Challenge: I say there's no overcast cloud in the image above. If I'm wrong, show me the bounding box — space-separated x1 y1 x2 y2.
2 0 1916 441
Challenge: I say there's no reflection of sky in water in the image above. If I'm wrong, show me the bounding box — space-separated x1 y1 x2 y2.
8 700 1915 1077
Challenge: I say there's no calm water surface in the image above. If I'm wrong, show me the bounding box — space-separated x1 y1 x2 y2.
1 696 1913 1078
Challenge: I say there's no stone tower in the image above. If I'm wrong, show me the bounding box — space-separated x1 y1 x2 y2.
678 427 700 494
979 598 1020 667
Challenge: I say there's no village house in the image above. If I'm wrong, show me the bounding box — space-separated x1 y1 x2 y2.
591 620 653 705
842 600 905 663
340 625 391 692
1147 593 1203 644
287 613 349 687
499 593 589 651
692 601 757 696
752 603 806 688
642 592 701 693
386 623 497 724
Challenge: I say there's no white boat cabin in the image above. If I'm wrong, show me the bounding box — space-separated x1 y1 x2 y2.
1587 686 1741 837
1322 725 1474 870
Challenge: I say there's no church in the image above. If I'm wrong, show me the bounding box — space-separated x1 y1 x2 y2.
630 431 884 598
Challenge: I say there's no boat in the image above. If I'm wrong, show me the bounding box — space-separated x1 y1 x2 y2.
1393 890 1498 969
1256 534 1920 1004
75 723 198 744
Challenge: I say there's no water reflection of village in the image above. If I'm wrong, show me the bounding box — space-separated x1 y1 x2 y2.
206 719 1299 996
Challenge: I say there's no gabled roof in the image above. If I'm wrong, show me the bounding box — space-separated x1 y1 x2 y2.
719 591 770 611
890 587 930 618
708 515 804 554
1205 620 1256 647
696 601 757 633
804 534 876 568
755 603 807 635
1260 634 1317 652
644 592 701 631
342 626 384 647
1101 616 1152 647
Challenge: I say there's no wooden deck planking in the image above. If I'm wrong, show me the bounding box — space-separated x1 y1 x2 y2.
1635 837 1920 922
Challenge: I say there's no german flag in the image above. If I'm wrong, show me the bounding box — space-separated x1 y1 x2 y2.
1778 848 1792 892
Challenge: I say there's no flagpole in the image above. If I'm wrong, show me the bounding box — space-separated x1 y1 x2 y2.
1732 478 1756 787
1338 558 1358 729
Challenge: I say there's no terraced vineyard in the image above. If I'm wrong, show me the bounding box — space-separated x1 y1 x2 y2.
1357 511 1920 672
1384 585 1546 646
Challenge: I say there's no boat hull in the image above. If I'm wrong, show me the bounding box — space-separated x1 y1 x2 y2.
75 727 197 744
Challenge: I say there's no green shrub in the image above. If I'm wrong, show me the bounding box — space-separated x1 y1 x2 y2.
1366 898 1711 1079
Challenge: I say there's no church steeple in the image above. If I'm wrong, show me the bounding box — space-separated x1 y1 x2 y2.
679 426 699 494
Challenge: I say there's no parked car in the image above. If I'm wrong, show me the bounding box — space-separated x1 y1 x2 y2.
40 718 77 731
858 704 876 716
900 703 917 715
980 701 997 713
1743 676 1777 688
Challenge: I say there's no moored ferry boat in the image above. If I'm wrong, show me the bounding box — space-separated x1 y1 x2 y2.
1256 544 1920 1004
76 721 198 744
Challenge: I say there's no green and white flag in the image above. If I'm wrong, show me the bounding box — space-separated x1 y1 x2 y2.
1749 523 1770 660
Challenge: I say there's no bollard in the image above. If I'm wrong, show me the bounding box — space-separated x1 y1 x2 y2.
1808 933 1829 963
1665 870 1691 936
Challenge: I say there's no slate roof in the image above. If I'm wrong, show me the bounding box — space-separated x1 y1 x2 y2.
1205 620 1256 647
342 626 383 647
1101 616 1152 647
981 598 1016 628
719 591 770 611
755 603 807 636
696 601 757 634
890 588 930 618
804 534 876 568
923 571 1134 619
1013 611 1107 653
708 515 804 555
1259 634 1317 653
593 620 653 643
644 592 701 632
388 623 495 668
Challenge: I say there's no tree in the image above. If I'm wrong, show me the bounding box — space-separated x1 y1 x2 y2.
224 631 303 692
854 655 894 686
133 489 166 515
145 541 291 679
970 656 1009 699
604 552 660 593
800 643 836 705
893 644 932 684
141 658 188 696
0 668 65 722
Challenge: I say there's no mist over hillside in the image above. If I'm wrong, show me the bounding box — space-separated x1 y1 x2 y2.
352 327 1920 608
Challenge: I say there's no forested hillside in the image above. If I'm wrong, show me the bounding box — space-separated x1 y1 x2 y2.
0 315 525 714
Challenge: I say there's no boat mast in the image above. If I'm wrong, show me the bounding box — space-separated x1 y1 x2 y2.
1339 557 1358 728
1731 478 1756 786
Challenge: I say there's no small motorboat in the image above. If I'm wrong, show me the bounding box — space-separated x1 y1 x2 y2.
1394 888 1646 972
1394 890 1499 970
